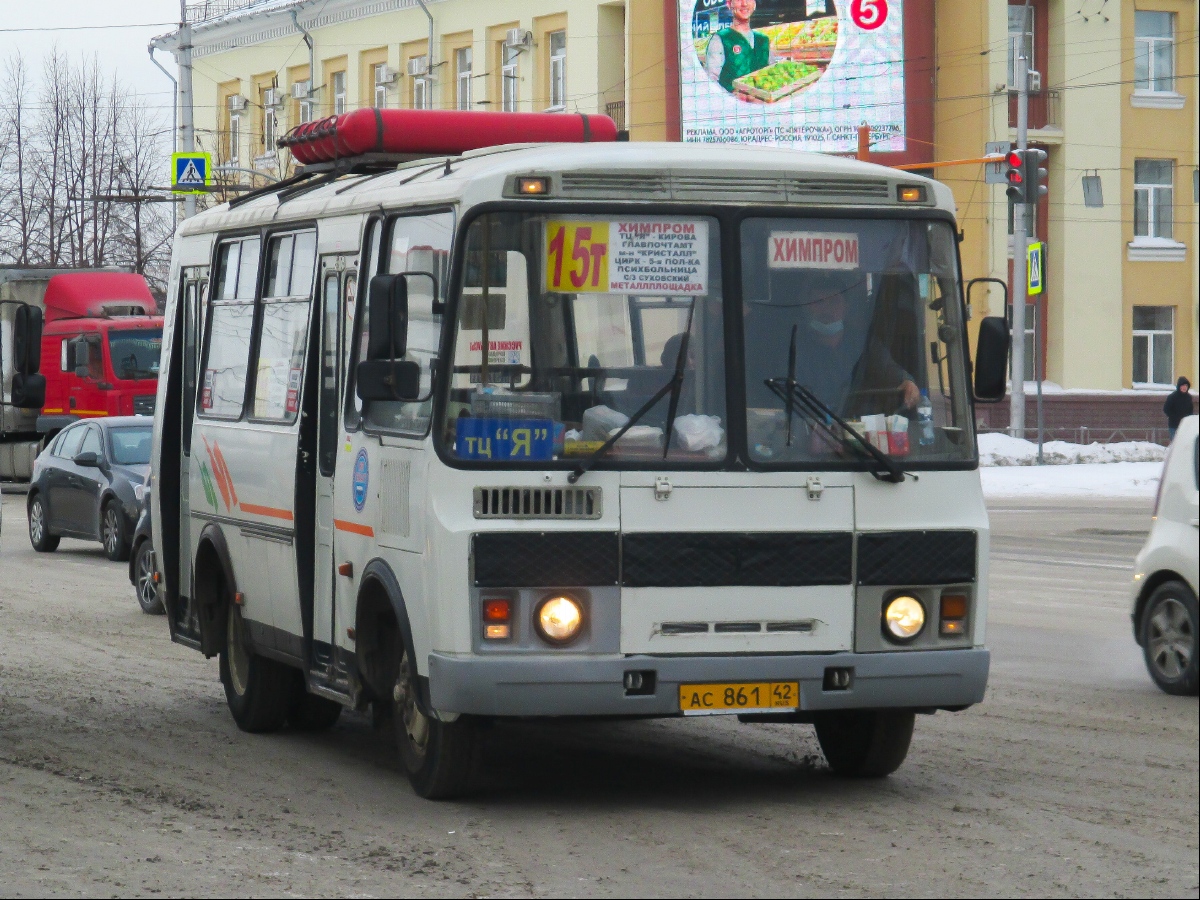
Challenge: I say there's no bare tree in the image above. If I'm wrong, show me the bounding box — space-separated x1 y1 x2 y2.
0 48 175 291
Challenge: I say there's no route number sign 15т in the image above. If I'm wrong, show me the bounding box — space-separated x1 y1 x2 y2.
544 219 710 297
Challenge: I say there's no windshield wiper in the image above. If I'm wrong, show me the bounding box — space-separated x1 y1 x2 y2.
764 326 907 484
568 303 695 484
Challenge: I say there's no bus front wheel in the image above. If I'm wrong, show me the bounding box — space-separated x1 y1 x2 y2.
814 710 915 778
219 603 293 733
392 647 476 799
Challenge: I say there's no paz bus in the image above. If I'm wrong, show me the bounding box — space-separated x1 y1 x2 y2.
151 108 1010 798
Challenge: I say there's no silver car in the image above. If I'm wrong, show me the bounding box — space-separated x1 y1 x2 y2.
1130 415 1199 695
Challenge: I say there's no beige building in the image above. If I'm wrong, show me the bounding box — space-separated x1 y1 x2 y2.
157 0 1197 396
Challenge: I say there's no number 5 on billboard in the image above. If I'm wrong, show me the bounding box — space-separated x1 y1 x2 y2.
850 0 889 30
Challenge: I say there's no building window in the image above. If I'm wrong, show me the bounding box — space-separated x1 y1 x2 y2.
296 80 313 123
411 56 430 110
373 63 390 108
502 44 519 112
1134 11 1174 93
1132 306 1174 386
1006 5 1034 88
548 30 567 109
456 47 473 110
228 112 241 165
1134 159 1174 240
262 91 277 151
332 71 346 115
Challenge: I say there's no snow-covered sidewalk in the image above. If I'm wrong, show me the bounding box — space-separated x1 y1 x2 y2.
976 433 1164 499
981 461 1162 498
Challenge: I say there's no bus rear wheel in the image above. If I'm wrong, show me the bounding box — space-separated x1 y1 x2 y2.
814 710 915 778
392 646 476 799
219 603 293 733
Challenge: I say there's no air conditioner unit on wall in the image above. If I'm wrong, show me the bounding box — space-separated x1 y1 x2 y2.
377 65 399 86
406 57 428 77
291 81 310 99
264 87 283 107
227 94 248 111
505 28 532 48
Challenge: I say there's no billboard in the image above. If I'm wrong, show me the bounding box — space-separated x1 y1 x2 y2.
678 0 908 153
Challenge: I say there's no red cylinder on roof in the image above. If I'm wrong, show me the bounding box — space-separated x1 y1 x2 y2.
42 272 157 323
280 108 619 165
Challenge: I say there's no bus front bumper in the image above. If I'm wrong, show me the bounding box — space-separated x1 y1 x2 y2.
427 648 989 717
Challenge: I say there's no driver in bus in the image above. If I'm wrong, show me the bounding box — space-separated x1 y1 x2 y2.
745 270 920 433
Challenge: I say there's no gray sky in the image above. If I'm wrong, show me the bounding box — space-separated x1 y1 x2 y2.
0 0 182 103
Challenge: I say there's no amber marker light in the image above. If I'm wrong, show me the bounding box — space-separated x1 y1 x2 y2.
517 176 550 196
482 598 512 640
940 593 968 636
897 185 926 203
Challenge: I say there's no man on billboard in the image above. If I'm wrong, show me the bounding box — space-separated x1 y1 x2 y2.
704 0 776 92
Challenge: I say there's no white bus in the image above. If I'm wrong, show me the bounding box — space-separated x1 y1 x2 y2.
151 112 1010 797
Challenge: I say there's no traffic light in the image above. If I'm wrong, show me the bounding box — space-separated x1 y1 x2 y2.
1004 150 1025 201
1023 148 1048 204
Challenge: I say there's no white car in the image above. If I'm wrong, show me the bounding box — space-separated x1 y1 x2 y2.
1131 414 1199 695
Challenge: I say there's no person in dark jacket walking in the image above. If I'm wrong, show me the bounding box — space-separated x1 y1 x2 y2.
1163 377 1195 439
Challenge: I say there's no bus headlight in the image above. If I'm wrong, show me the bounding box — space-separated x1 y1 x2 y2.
535 595 583 645
883 595 925 642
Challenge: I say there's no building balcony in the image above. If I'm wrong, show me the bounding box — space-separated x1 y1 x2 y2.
1008 90 1061 131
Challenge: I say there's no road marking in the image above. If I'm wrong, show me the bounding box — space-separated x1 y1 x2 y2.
991 553 1132 571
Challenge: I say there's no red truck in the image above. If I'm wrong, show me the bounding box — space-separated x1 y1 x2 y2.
1 269 163 481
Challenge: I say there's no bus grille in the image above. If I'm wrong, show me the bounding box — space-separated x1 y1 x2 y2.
559 171 891 204
856 530 977 585
474 486 602 520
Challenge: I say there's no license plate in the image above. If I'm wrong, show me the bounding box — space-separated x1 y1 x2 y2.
678 681 799 715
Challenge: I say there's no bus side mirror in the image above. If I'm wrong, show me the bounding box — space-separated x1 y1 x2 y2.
366 274 409 361
11 372 46 409
13 304 43 375
356 359 422 402
973 316 1010 403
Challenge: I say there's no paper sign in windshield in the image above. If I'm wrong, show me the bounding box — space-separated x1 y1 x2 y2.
768 232 860 270
546 219 709 295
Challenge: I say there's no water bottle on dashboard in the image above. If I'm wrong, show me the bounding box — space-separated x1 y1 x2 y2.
917 389 935 447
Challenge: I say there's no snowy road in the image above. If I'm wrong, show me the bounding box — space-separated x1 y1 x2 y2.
0 492 1196 897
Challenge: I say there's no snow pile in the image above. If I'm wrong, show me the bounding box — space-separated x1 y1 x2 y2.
978 433 1167 467
981 462 1162 498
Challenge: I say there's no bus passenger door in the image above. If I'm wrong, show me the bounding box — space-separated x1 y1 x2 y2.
313 257 356 686
177 271 207 637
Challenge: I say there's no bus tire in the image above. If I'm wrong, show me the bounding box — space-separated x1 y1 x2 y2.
287 686 344 732
27 493 60 553
393 646 476 799
219 603 293 733
814 709 915 778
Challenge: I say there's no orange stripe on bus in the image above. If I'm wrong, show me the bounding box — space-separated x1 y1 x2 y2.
334 519 375 537
240 503 294 521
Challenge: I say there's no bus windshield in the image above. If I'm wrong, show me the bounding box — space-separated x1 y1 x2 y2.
742 217 974 466
439 211 972 469
108 328 163 381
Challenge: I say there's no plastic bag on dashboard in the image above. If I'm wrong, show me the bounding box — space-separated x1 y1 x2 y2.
671 414 724 451
581 404 629 441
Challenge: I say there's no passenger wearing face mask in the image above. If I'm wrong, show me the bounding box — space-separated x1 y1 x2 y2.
745 271 919 418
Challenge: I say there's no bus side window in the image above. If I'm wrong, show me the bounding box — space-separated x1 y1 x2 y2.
251 229 316 423
345 220 381 430
199 237 260 420
318 271 341 476
354 211 453 437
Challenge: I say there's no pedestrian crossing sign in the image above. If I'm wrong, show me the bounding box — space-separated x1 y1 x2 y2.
172 152 212 194
1027 241 1044 295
